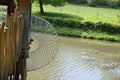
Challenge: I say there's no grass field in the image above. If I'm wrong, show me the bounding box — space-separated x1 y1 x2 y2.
32 4 120 25
32 4 120 42
0 4 120 41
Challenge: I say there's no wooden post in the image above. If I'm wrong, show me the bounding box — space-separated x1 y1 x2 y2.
18 0 31 52
7 0 16 15
0 0 31 79
5 15 9 80
0 23 5 80
2 22 7 80
0 24 1 80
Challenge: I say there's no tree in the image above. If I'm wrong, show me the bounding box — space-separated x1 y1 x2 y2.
90 0 109 7
117 0 120 7
32 0 67 14
67 0 87 4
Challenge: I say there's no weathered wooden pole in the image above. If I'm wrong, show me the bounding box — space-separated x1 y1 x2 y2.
0 23 5 80
17 1 31 80
0 0 31 79
2 22 7 80
8 0 16 15
0 24 1 80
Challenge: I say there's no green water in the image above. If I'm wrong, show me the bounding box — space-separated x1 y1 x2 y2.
27 36 120 80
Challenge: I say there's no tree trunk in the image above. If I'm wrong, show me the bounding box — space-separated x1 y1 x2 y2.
39 0 44 14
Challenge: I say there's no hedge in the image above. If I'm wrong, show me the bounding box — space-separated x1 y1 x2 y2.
42 16 120 35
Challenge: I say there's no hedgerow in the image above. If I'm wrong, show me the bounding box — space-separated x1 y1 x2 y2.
42 16 120 34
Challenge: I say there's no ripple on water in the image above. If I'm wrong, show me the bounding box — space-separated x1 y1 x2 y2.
27 35 120 80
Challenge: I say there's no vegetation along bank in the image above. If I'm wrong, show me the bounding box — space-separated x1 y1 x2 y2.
31 1 120 42
32 14 120 42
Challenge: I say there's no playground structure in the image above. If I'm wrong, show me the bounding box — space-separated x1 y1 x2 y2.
0 0 31 80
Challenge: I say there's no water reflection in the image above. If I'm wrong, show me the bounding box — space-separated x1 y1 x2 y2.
27 36 120 80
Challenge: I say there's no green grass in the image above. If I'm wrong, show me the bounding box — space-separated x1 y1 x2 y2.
32 4 120 25
32 4 120 42
0 5 7 8
0 4 119 41
34 12 84 20
55 27 120 42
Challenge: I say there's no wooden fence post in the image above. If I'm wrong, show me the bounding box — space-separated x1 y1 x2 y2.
0 6 24 80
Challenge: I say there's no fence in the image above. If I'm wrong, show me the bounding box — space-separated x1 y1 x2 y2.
0 6 24 80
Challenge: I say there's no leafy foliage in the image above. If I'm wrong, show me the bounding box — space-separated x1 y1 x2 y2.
90 0 120 8
32 0 67 14
32 16 120 41
42 16 120 35
90 0 109 7
67 0 87 4
33 0 67 7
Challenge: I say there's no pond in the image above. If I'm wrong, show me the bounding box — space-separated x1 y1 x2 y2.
27 36 120 80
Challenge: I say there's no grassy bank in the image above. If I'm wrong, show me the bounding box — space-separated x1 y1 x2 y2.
55 27 120 42
32 4 120 25
32 15 120 42
32 4 120 42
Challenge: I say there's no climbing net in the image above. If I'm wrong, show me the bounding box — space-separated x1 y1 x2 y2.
27 16 58 71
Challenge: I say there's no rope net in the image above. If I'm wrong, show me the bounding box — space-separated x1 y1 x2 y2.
27 16 58 71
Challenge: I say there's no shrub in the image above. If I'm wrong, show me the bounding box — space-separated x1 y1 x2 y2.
67 0 88 4
32 16 120 41
89 0 120 8
90 0 109 7
118 0 120 7
42 16 120 35
108 1 119 8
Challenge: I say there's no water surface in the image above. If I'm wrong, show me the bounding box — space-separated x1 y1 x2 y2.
27 36 120 80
